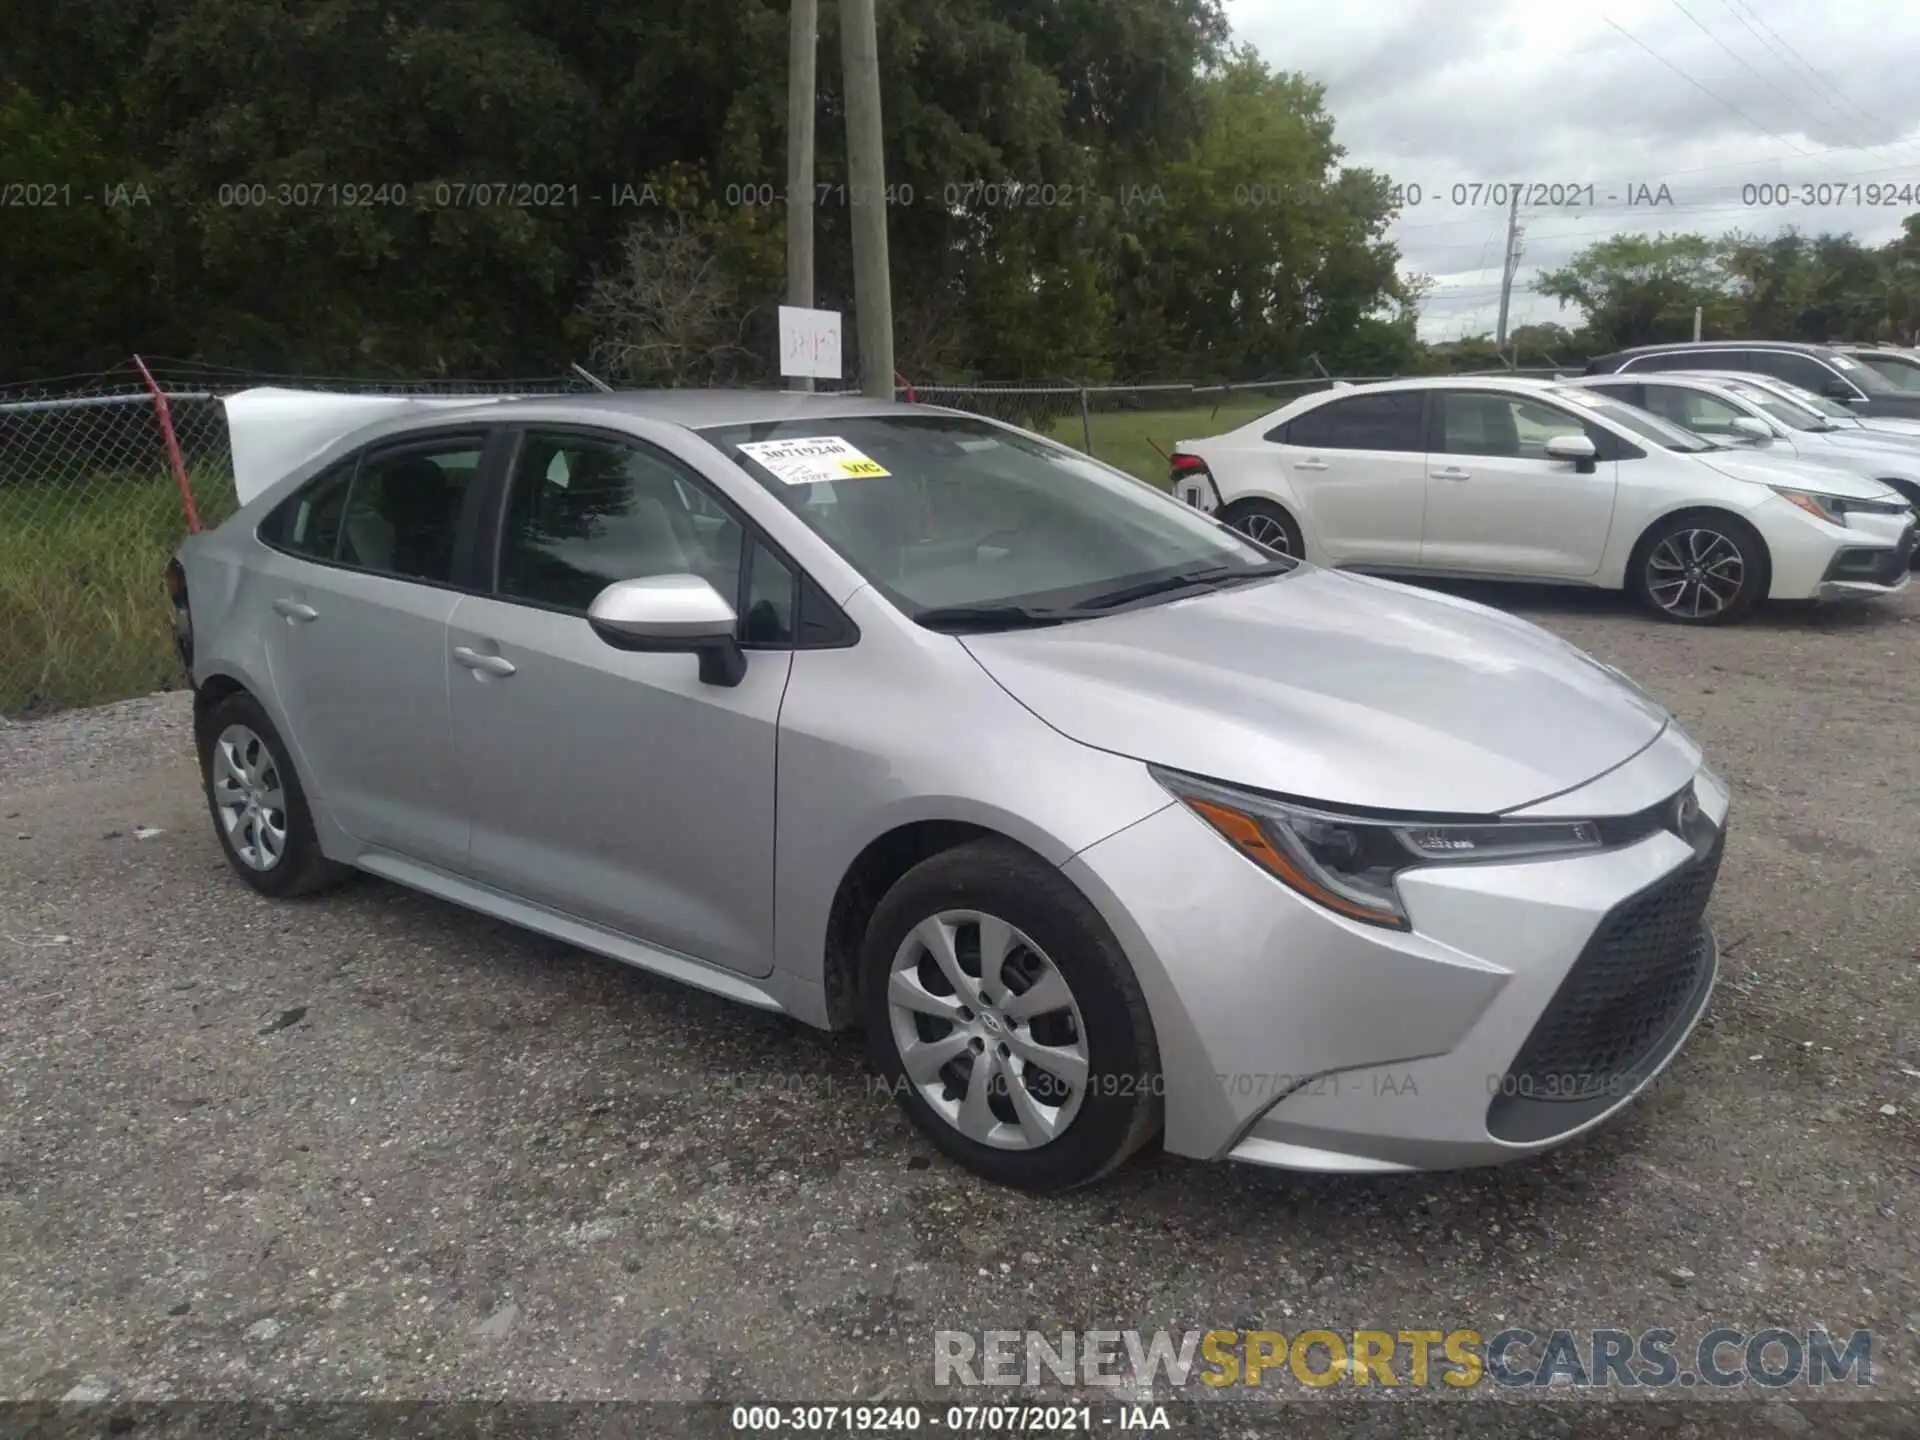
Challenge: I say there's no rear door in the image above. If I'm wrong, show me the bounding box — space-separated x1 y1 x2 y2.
1420 390 1619 578
1267 390 1429 566
256 430 503 868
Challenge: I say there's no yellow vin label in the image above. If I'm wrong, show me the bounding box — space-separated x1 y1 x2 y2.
736 436 891 485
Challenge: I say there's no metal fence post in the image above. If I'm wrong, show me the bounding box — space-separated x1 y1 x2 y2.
132 354 202 534
1079 387 1093 456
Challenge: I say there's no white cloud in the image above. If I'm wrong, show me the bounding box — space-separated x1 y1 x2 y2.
1225 0 1920 340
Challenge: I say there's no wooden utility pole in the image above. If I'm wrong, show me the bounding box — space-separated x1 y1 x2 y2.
786 0 818 391
1495 188 1523 356
839 0 894 399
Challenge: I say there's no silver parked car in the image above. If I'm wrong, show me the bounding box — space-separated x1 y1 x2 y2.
169 391 1730 1191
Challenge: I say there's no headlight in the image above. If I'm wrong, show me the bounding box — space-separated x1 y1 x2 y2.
1153 767 1603 930
1771 487 1849 524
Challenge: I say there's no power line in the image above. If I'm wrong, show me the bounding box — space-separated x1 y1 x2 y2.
1666 0 1861 151
1731 0 1909 142
1600 15 1811 157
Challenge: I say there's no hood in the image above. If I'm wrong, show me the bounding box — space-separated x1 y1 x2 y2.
962 568 1669 815
1796 432 1920 479
1852 416 1920 438
1697 449 1903 499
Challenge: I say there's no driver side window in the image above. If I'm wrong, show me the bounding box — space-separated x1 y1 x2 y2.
498 432 745 613
1435 393 1592 460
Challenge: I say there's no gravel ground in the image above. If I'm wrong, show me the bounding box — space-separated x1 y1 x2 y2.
1 582 1915 1435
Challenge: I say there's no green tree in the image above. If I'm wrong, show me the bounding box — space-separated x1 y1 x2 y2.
1533 232 1736 350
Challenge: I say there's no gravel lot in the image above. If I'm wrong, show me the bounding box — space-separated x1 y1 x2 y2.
1 582 1915 1434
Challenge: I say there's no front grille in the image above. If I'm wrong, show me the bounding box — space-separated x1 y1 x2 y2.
1499 830 1723 1108
1827 525 1917 585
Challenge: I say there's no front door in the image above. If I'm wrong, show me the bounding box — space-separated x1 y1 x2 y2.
446 428 794 977
1420 390 1619 578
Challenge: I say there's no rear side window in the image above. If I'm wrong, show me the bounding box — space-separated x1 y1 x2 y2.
1629 349 1736 373
1583 382 1645 409
262 458 354 559
1278 393 1425 451
338 440 486 583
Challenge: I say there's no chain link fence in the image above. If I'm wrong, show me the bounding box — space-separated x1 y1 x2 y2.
0 359 1566 719
0 360 592 719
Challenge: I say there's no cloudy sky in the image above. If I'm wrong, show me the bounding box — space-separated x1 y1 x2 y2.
1225 0 1920 345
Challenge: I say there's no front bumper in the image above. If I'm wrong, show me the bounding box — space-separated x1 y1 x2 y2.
1065 724 1730 1172
1764 500 1914 599
1816 518 1916 596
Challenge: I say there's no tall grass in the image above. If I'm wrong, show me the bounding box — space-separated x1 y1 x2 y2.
0 469 233 717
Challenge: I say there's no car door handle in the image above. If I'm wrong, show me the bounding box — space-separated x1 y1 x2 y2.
1294 458 1329 471
452 646 517 678
272 598 318 622
1433 466 1472 481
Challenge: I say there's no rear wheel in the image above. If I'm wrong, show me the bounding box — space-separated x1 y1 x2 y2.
197 691 348 898
862 840 1161 1192
1220 498 1304 559
1630 513 1767 624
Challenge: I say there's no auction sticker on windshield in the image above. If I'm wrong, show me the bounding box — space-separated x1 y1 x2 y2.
737 436 890 484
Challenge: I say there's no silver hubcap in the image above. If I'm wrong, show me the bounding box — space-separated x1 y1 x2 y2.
1647 528 1745 618
887 910 1090 1151
211 724 288 871
1235 512 1295 556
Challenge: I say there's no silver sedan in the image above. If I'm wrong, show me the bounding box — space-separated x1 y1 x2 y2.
170 390 1730 1190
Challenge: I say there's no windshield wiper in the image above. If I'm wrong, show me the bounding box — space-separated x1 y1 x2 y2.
914 603 1083 633
1068 563 1276 613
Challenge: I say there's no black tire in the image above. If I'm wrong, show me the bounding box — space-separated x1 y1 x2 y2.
1628 511 1769 625
1220 498 1304 560
196 690 349 898
861 839 1161 1192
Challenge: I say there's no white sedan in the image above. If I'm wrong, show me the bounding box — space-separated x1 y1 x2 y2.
1170 376 1915 624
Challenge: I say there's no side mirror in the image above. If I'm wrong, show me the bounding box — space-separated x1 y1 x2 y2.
1729 415 1773 443
1824 380 1860 403
1545 432 1599 472
587 575 745 687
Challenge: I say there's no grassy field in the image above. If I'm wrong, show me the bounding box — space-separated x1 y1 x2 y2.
1045 397 1277 484
0 471 233 717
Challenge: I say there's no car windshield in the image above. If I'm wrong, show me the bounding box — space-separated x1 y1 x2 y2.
1721 381 1822 431
1826 351 1898 394
1852 352 1920 392
1761 380 1859 420
701 414 1292 629
1548 386 1716 452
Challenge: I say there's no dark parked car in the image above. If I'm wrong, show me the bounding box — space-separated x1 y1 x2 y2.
1585 341 1920 421
1830 344 1920 394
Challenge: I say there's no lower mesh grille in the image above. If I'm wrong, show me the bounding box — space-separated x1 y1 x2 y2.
1500 831 1723 1104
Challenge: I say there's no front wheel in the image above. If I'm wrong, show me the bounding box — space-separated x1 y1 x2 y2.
862 840 1161 1192
1630 514 1768 624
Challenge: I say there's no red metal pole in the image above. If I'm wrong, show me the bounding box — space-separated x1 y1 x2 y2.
895 370 916 404
133 354 202 533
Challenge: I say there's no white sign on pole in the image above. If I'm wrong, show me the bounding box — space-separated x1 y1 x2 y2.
779 305 843 380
